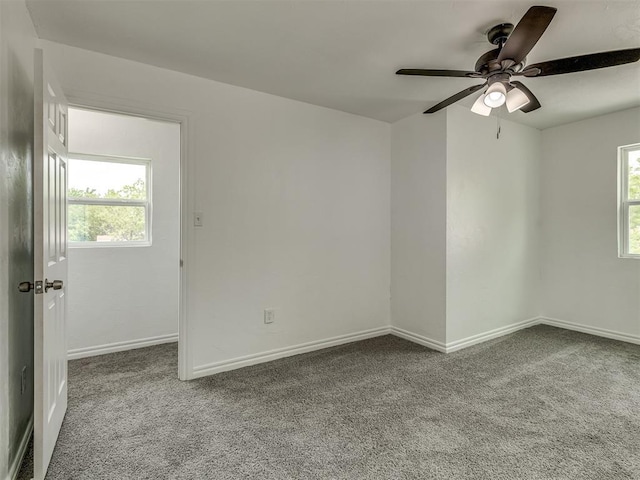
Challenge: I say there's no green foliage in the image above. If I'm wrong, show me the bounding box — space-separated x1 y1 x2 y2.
68 179 147 243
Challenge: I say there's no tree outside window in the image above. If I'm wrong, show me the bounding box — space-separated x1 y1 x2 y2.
68 155 151 246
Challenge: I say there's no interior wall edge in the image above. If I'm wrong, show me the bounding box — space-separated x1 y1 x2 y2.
389 326 447 353
389 111 448 344
444 317 540 353
390 316 538 354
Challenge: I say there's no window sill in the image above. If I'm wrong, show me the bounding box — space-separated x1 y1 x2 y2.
618 254 640 260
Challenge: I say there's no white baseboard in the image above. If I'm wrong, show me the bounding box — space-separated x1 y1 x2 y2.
189 316 639 380
389 326 447 352
539 317 640 346
192 318 543 379
68 333 179 360
390 317 539 354
7 414 33 480
445 317 540 353
191 326 391 379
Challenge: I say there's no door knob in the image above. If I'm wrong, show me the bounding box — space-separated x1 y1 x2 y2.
18 282 34 293
45 279 63 292
18 279 62 293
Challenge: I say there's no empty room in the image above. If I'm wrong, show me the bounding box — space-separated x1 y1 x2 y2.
0 1 639 479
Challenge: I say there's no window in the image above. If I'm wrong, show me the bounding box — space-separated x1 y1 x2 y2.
68 154 151 246
619 143 640 258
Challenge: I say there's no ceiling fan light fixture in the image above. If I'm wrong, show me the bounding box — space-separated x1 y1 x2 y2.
506 86 530 112
397 7 640 117
471 94 492 116
483 82 507 108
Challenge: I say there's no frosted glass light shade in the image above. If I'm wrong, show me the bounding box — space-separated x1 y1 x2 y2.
471 95 492 116
483 82 507 108
506 86 530 112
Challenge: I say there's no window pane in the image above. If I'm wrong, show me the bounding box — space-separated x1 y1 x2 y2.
69 204 146 242
628 150 640 200
629 205 640 255
68 159 147 200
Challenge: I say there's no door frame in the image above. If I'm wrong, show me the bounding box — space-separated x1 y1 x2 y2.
64 92 193 380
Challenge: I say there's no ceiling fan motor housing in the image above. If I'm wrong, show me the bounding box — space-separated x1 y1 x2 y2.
487 23 514 46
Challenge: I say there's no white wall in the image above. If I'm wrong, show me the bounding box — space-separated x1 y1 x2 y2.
32 18 637 385
67 108 180 355
446 106 541 343
40 40 391 376
390 113 447 343
541 107 640 339
389 107 541 347
0 1 37 477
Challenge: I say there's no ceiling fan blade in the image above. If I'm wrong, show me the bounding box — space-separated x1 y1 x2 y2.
396 69 481 78
519 48 640 77
510 81 540 113
424 83 487 114
497 6 557 64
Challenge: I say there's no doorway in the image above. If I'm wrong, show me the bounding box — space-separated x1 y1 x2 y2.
18 102 187 480
65 107 181 361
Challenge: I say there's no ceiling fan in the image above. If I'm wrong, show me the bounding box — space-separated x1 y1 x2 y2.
396 5 640 116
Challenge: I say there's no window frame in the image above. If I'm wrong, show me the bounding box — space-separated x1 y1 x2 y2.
618 143 640 259
68 153 152 248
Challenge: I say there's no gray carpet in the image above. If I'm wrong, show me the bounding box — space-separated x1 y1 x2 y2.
18 325 640 479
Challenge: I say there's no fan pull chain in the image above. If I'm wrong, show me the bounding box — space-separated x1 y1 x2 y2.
496 114 501 140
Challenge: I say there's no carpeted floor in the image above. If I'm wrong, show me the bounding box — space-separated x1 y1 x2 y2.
18 325 640 479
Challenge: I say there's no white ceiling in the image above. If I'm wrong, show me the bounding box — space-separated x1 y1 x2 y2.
26 0 640 129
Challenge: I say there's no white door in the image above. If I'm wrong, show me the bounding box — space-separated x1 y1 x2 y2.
33 48 69 480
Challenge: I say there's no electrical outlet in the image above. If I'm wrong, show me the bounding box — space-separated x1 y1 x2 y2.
264 309 275 324
21 366 27 395
194 211 203 227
